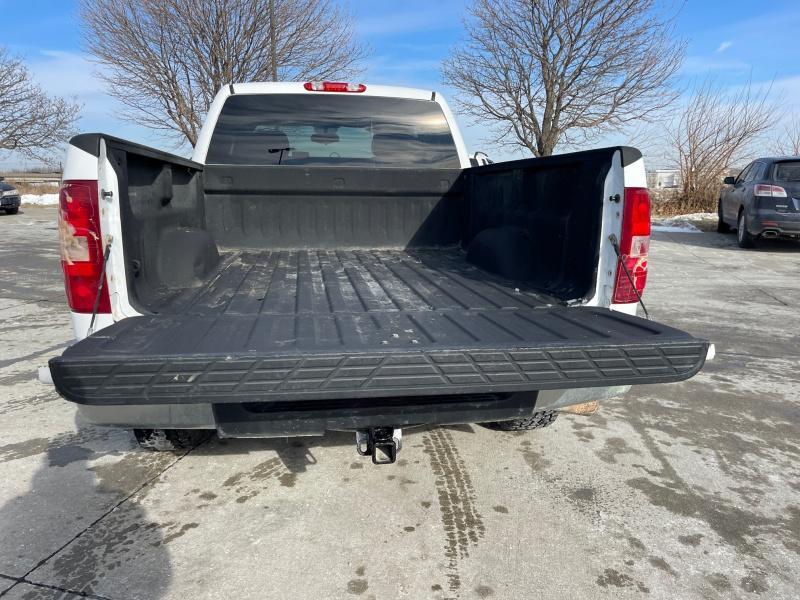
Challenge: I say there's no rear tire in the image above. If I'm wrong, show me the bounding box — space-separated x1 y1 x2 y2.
717 200 731 233
737 210 756 248
4 207 18 215
480 410 558 431
133 428 211 451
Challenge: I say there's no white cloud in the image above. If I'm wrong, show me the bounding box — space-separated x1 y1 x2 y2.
0 49 177 168
681 55 750 75
28 50 99 98
362 55 444 87
724 7 800 36
750 74 800 115
24 50 130 127
715 40 733 53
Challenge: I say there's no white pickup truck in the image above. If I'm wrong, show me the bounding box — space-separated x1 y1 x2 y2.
47 81 708 463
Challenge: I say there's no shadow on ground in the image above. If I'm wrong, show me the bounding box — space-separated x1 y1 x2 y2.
0 419 173 599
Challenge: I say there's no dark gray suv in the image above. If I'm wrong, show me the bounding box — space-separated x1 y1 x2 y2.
0 177 21 215
718 158 800 247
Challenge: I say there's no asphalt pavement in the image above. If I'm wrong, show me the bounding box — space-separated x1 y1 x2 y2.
1 206 798 600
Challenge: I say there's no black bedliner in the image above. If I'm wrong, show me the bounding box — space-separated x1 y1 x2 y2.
160 248 562 316
50 249 708 406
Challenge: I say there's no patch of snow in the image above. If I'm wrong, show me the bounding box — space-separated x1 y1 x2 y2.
21 194 59 206
651 223 702 233
652 212 715 233
660 212 716 222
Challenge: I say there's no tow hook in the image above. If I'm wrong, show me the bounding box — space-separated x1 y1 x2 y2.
355 427 402 465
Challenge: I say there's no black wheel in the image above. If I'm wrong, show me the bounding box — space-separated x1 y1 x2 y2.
737 210 756 248
480 410 558 431
4 207 18 215
133 428 211 451
717 200 731 233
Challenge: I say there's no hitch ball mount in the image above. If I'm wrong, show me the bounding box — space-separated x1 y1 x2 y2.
356 427 403 465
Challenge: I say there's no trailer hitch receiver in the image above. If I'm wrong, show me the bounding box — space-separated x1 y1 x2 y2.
355 427 402 464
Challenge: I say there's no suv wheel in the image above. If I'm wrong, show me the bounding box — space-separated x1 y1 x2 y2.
480 410 558 431
737 210 756 248
717 200 731 233
4 207 19 215
133 428 211 451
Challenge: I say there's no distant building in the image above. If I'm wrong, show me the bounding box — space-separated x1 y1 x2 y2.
647 169 681 189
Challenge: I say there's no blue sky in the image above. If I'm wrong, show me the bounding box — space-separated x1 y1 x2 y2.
1 0 799 168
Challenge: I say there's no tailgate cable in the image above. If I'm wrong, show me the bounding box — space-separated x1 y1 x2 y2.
608 234 651 320
87 235 113 336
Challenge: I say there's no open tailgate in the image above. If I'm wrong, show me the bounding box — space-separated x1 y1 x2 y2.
50 307 707 405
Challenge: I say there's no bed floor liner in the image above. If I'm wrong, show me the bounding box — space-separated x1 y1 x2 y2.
50 249 708 405
157 248 564 316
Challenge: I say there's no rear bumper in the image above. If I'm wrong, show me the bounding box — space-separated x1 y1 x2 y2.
0 196 21 208
214 393 542 436
751 210 800 237
74 388 620 435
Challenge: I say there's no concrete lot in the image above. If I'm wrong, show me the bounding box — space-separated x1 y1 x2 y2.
1 206 798 600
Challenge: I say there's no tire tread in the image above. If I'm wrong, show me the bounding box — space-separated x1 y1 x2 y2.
480 410 559 431
133 428 210 451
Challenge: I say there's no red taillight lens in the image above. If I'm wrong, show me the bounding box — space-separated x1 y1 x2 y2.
59 180 111 313
303 81 366 93
754 184 787 198
612 187 651 304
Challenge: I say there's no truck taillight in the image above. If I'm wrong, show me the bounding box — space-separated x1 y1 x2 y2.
59 180 111 313
303 81 366 93
612 187 650 304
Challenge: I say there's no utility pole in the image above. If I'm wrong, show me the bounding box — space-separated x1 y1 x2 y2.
269 0 277 81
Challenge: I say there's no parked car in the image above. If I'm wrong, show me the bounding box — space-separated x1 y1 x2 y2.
44 81 709 464
0 177 21 214
718 157 800 247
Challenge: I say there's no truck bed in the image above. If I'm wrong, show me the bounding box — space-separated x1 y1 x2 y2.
162 248 562 316
51 143 708 412
50 248 708 405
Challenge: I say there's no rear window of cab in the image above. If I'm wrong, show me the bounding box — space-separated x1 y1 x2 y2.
206 94 460 169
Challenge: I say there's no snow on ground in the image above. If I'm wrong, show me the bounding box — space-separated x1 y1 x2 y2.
652 222 702 233
652 212 716 233
657 212 717 222
21 194 59 206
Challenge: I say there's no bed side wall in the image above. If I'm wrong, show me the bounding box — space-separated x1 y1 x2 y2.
462 150 614 301
109 145 213 313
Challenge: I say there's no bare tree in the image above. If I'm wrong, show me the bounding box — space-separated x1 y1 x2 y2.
81 0 368 146
668 79 779 212
0 47 81 160
443 0 685 157
771 116 800 156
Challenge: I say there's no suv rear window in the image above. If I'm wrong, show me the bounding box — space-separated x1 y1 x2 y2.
774 161 800 182
206 94 460 168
